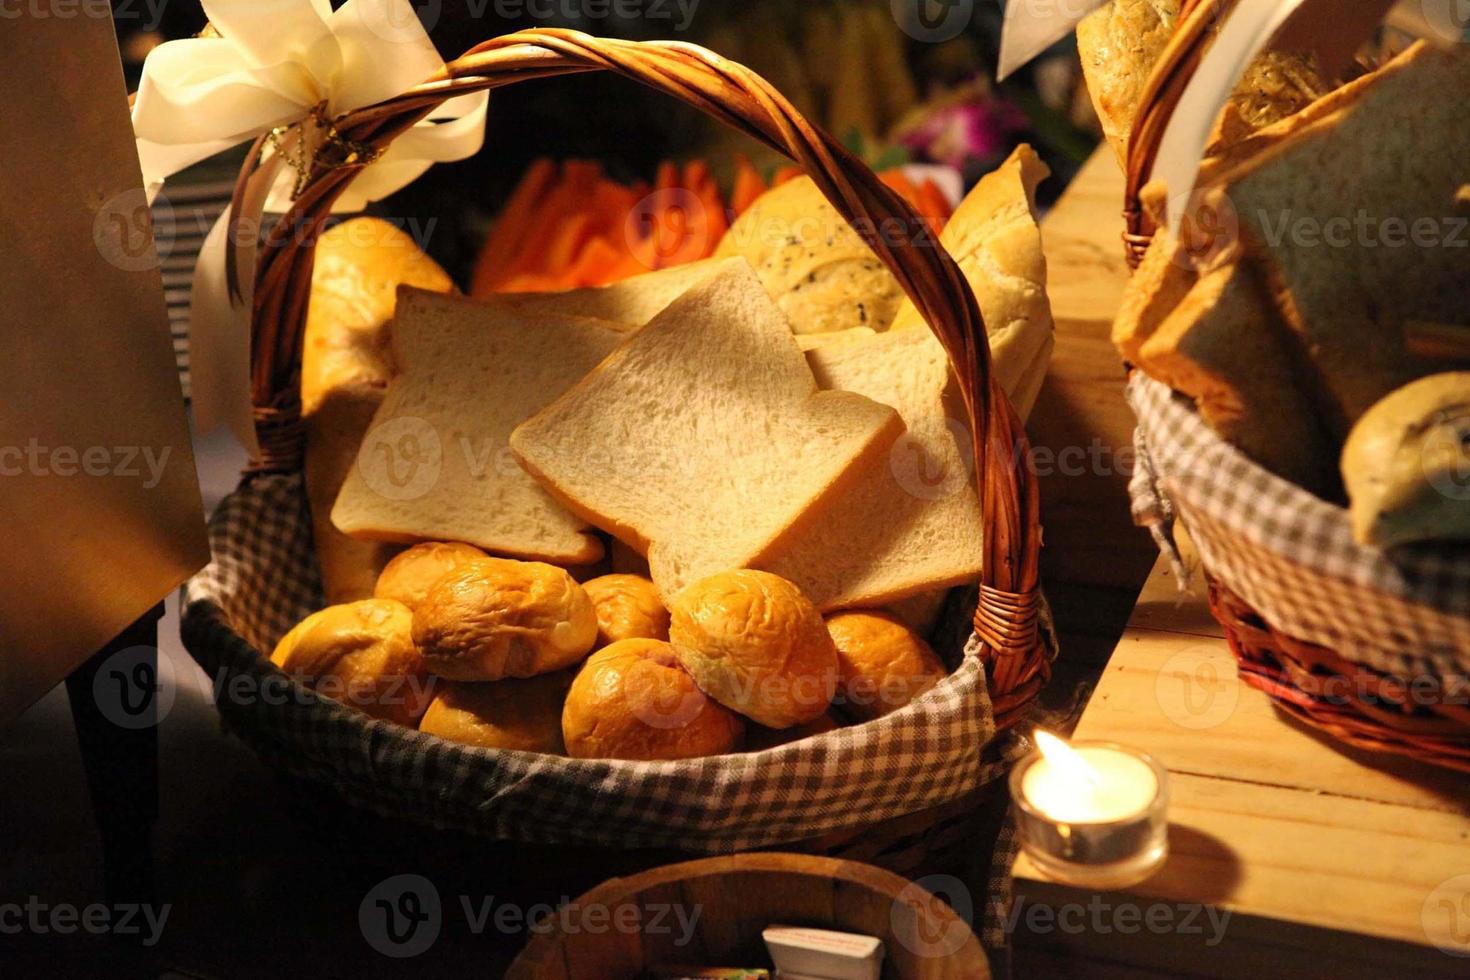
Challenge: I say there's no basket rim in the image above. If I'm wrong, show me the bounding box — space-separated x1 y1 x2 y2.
177 467 1043 851
1128 373 1470 680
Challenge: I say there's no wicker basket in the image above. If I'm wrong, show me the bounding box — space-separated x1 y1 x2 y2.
1116 8 1470 771
177 29 1054 872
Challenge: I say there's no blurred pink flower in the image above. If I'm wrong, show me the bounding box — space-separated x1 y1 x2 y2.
899 98 1029 169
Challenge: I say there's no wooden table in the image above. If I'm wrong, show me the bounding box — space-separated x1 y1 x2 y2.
1028 148 1161 713
1013 535 1470 978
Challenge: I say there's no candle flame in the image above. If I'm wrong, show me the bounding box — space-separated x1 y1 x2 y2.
1034 729 1101 790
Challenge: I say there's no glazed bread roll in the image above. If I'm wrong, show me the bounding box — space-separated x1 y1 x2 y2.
413 558 597 681
561 638 745 760
826 611 948 722
1343 373 1470 548
374 541 488 611
582 574 670 646
669 570 838 729
418 672 572 753
271 599 432 726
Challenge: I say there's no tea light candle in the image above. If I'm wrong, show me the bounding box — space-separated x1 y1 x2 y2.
1010 731 1170 889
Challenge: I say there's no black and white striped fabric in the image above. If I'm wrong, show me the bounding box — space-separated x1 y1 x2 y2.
152 178 236 400
180 474 1024 850
1128 373 1470 686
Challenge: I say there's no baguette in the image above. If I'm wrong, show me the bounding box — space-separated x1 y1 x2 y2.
301 218 454 602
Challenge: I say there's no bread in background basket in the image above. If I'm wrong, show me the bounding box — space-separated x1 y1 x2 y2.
1116 41 1470 544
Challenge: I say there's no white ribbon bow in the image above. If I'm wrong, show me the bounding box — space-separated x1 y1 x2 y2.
133 0 488 454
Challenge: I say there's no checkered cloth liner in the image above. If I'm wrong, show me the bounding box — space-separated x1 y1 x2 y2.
180 473 1017 851
1127 374 1470 686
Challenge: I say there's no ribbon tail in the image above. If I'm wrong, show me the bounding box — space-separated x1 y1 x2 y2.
189 145 287 458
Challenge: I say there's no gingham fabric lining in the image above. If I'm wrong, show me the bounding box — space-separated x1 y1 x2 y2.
180 473 1020 851
1127 374 1470 684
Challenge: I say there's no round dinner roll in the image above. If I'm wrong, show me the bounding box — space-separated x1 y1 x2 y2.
413 558 597 681
582 574 670 646
271 599 433 726
374 541 488 611
562 639 745 760
669 569 838 729
418 671 572 753
826 611 948 722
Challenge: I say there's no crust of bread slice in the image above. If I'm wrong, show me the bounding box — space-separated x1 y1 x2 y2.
1135 257 1339 495
510 258 904 600
492 258 726 330
331 289 624 565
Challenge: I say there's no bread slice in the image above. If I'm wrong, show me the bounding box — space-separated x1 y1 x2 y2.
1217 42 1467 430
332 289 624 564
301 218 456 412
301 218 455 602
757 329 984 610
889 145 1055 401
509 258 904 600
493 258 725 329
1134 256 1339 495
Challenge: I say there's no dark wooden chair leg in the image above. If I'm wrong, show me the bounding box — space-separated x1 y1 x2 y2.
64 603 165 909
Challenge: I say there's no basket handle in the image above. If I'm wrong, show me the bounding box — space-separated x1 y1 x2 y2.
1122 0 1242 267
244 28 1049 727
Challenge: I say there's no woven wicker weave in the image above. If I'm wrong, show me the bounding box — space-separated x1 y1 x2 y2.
1210 580 1470 772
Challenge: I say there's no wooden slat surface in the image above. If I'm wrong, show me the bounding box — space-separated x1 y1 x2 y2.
1015 535 1470 976
1032 150 1156 601
1016 151 1470 973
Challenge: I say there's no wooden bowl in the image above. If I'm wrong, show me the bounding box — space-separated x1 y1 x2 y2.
506 852 989 979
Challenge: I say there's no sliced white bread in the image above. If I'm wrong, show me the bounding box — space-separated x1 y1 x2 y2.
493 257 725 330
758 329 984 609
509 258 904 600
332 288 624 565
795 327 877 351
759 147 1057 610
